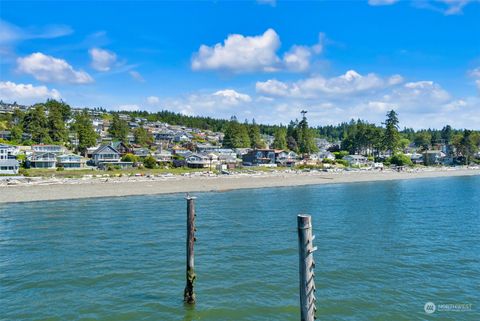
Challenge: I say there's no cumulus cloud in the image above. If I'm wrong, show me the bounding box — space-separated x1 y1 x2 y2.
89 48 117 71
251 72 480 128
282 45 313 72
213 89 252 105
192 29 281 73
256 70 400 98
17 52 93 84
0 81 61 104
146 96 160 105
192 29 325 73
399 81 451 103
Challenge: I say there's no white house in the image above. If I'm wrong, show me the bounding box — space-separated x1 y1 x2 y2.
32 144 65 154
0 144 19 174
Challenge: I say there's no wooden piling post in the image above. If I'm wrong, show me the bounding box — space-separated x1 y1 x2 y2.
184 195 197 304
297 214 316 321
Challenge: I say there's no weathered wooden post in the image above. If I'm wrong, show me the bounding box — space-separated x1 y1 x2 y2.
184 195 197 304
297 214 316 321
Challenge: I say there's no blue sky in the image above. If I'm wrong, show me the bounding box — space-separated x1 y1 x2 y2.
1 0 479 129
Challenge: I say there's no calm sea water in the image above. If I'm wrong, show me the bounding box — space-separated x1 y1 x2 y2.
1 176 479 321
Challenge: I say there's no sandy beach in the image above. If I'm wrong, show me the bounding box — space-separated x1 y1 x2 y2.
1 167 479 204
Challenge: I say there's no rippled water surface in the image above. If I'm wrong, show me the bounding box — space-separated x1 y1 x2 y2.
1 176 479 320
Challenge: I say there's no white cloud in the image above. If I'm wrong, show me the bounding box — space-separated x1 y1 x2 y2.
146 96 160 105
129 70 145 82
89 48 117 71
401 81 451 102
17 52 93 84
368 0 398 6
192 29 325 73
0 20 73 45
192 29 281 73
282 45 312 72
255 79 291 97
0 81 61 104
252 72 480 128
476 80 480 91
256 70 397 98
213 89 252 105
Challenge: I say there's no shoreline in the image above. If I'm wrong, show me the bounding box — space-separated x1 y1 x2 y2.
1 167 479 204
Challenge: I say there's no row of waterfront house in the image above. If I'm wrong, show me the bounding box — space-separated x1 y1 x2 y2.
1 111 478 175
2 139 471 175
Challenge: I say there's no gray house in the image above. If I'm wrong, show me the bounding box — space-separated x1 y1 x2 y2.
57 154 83 168
29 152 57 168
242 149 278 166
186 153 211 168
0 159 19 174
92 145 121 166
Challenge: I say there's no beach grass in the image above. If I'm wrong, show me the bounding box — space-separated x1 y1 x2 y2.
19 167 213 178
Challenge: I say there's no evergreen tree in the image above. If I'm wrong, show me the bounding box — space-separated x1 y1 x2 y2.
287 136 298 152
383 110 400 153
454 130 478 164
73 111 98 155
109 114 129 142
414 131 431 151
47 103 69 142
441 125 453 144
10 125 23 142
249 122 264 148
134 127 151 146
45 99 71 122
23 105 51 143
223 120 251 148
296 111 318 154
273 127 287 150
